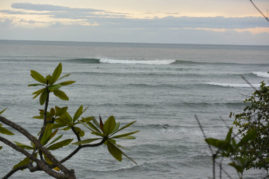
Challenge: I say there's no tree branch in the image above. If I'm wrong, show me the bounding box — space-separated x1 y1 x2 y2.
0 116 74 178
3 165 28 179
60 137 107 164
0 136 68 178
38 86 50 160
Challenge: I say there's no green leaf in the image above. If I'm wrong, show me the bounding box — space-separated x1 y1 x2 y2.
104 116 116 135
72 138 100 145
32 88 45 99
73 105 83 123
40 124 57 145
112 130 139 139
86 121 101 133
13 157 30 169
116 121 136 134
107 141 122 161
63 111 73 124
58 73 71 80
62 126 71 131
0 146 2 150
51 63 62 84
79 116 95 123
28 83 44 87
30 70 46 83
47 139 73 150
225 127 233 143
55 106 68 116
238 129 257 146
14 141 33 150
53 90 69 101
39 91 48 105
73 127 85 137
45 75 53 85
205 138 229 151
59 81 75 86
119 136 136 139
111 122 120 135
0 126 14 135
0 108 7 115
52 122 66 129
91 131 104 137
48 84 61 91
121 148 137 164
48 134 63 145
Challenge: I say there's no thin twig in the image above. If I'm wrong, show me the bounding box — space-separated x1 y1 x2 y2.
194 115 213 154
219 117 231 130
250 0 269 22
60 137 106 164
195 115 233 179
195 115 216 179
241 76 257 91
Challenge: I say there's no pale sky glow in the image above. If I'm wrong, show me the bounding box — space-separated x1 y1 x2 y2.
0 0 269 45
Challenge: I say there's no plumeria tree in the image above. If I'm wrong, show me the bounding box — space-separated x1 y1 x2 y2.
0 63 138 178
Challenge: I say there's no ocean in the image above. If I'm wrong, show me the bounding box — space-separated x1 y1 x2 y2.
0 40 269 178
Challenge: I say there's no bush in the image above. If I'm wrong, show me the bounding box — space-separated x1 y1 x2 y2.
198 81 269 178
233 81 269 170
0 63 138 178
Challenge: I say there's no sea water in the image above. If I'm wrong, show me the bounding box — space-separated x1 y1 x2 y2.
0 40 269 178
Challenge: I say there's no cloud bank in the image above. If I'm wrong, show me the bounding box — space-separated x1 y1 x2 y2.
0 2 269 45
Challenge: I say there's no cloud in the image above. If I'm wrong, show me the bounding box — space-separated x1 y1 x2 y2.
11 3 126 18
0 2 269 44
12 3 93 12
1 3 268 30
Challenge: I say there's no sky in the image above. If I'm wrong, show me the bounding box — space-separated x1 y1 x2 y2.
0 0 269 45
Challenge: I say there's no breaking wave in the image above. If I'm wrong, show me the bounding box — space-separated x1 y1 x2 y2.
252 72 269 78
65 58 176 65
100 58 176 65
206 82 260 88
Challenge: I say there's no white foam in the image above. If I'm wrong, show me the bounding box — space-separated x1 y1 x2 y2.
207 82 260 88
100 58 176 65
252 72 269 78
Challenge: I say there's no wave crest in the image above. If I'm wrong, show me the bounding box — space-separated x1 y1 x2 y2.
100 58 176 65
252 72 269 78
206 82 260 88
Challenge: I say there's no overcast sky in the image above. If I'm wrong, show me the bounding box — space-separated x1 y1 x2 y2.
0 0 269 45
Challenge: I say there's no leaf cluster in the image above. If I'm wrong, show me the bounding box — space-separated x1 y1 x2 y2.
232 81 269 170
206 128 256 176
0 63 138 178
29 63 74 104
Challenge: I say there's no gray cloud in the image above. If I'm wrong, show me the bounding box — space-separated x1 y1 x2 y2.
1 20 269 45
92 16 269 29
2 3 268 29
12 3 95 12
1 2 269 45
11 3 126 18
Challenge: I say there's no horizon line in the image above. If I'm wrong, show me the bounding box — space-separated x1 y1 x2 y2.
1 39 269 47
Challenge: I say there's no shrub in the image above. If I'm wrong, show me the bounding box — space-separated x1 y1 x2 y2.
233 81 269 170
